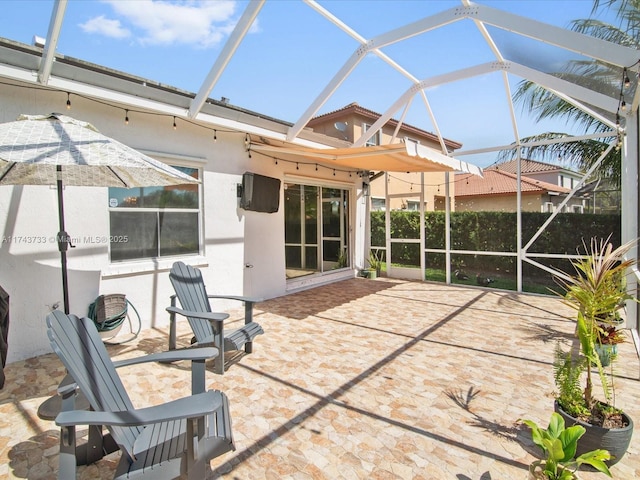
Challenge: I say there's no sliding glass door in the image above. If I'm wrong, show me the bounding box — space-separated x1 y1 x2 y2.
285 182 350 279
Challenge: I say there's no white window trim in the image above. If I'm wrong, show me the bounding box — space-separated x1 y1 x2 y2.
103 151 206 277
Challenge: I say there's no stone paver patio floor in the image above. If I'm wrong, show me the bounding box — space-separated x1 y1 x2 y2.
1 277 639 479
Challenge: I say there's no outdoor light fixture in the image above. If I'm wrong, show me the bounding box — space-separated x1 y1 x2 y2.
623 68 631 88
362 181 370 197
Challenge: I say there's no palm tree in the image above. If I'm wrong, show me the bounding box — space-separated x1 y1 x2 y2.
500 0 640 187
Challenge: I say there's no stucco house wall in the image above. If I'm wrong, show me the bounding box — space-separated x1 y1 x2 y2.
0 81 360 362
455 193 547 212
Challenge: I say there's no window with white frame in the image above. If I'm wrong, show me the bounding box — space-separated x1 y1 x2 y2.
363 123 380 147
108 165 200 262
371 197 386 211
406 200 421 211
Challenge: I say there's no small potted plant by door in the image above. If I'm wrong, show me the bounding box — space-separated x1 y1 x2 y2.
367 249 382 279
521 412 611 479
551 236 637 466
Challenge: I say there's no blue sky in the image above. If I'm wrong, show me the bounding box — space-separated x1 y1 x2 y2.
0 0 620 167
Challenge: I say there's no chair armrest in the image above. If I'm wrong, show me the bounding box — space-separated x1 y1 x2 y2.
57 374 79 398
112 347 218 368
207 295 263 304
166 306 229 322
55 390 222 427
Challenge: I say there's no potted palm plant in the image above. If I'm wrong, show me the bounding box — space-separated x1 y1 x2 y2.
521 412 611 479
364 249 382 279
551 236 637 466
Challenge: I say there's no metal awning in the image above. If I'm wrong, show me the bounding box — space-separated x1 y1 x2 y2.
251 139 483 175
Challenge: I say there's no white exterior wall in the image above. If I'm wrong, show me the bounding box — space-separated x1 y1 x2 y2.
0 84 359 362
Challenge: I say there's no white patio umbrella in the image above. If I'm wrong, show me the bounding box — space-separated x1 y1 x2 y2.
0 113 199 313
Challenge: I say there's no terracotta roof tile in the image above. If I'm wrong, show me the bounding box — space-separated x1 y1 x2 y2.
455 169 571 197
493 158 567 174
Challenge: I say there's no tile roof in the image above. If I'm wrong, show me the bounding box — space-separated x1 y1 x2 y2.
493 158 573 174
455 168 571 197
308 102 462 150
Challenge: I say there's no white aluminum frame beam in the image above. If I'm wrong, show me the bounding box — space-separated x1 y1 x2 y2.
304 0 449 151
287 3 465 142
188 0 265 118
455 131 618 156
38 0 67 85
353 61 619 149
289 0 638 144
469 3 639 69
286 44 370 141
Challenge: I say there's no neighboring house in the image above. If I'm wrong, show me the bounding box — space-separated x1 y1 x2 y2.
491 158 584 190
307 103 462 212
454 166 585 213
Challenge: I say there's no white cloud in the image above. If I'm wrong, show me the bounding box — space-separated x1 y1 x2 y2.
79 15 131 39
83 0 248 48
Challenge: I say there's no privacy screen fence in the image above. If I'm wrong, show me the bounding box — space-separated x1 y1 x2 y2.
371 211 621 293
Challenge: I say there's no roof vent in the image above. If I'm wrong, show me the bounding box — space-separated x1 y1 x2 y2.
220 97 230 104
32 35 46 48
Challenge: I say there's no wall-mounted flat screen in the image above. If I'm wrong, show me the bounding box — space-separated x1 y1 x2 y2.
240 172 281 213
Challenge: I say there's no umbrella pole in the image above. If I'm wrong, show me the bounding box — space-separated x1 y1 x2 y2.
56 166 71 314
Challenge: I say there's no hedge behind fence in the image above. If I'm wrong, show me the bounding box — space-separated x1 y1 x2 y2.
371 210 621 275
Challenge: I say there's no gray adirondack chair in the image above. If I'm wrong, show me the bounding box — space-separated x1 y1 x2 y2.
167 261 264 374
46 310 235 479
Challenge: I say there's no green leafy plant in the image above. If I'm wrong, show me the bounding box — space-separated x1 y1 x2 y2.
553 345 589 420
552 236 637 425
521 412 612 479
337 248 348 268
368 249 382 272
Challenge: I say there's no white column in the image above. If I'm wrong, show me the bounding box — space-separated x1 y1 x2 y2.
622 110 639 330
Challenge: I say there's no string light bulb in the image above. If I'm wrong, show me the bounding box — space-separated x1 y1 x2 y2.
244 133 250 146
124 109 129 125
213 130 217 142
66 93 71 110
623 68 631 88
173 116 177 130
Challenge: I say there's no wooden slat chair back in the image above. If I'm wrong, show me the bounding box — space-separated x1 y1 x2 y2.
169 262 219 343
47 311 141 455
46 310 235 479
168 261 264 374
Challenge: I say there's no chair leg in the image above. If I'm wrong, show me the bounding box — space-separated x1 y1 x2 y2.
213 328 224 375
186 418 206 480
58 426 77 479
244 302 254 354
